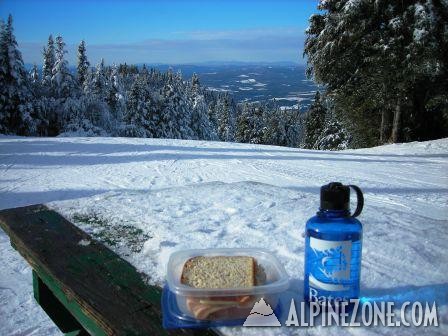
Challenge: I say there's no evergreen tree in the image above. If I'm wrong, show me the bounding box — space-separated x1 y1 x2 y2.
29 63 42 97
189 93 216 140
204 90 219 131
262 104 287 146
188 74 216 140
106 63 122 119
30 64 39 84
122 74 157 137
77 40 89 87
91 58 107 97
51 35 75 98
0 14 34 135
159 80 193 139
42 35 55 86
315 115 350 150
303 91 326 149
282 108 303 148
236 102 265 144
216 93 236 141
191 73 200 92
236 102 251 143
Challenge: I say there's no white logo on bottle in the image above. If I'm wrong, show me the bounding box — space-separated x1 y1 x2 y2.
309 237 352 291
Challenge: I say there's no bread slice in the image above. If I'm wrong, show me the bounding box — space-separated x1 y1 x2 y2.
181 256 255 288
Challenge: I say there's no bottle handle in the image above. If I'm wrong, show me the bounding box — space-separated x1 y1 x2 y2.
349 185 364 217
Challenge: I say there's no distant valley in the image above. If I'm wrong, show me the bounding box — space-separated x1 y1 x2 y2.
152 64 320 110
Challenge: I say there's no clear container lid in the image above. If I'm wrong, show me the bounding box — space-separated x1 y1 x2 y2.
166 248 289 297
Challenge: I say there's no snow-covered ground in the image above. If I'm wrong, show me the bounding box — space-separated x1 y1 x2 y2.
0 136 447 335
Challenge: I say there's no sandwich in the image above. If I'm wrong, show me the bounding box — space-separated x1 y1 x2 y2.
180 255 261 320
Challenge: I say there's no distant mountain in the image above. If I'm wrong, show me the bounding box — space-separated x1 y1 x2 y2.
136 61 301 67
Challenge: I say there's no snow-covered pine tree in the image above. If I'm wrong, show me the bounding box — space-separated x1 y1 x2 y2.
0 14 35 135
30 64 39 84
190 93 216 140
29 63 42 98
303 91 326 149
282 107 303 148
122 74 157 138
191 73 200 93
203 90 219 132
235 102 264 144
51 35 75 98
60 94 109 137
91 58 107 97
314 115 350 151
77 40 90 87
48 35 80 134
262 103 286 146
250 103 265 144
236 102 251 143
73 58 114 135
159 78 193 139
140 64 149 78
42 35 55 86
216 92 236 141
188 73 216 140
105 63 123 120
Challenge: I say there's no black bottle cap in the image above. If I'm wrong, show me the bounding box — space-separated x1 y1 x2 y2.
320 182 350 211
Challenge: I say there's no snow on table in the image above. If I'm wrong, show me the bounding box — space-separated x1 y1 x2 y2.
0 136 447 335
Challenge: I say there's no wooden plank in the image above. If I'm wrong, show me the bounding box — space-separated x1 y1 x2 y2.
0 205 218 336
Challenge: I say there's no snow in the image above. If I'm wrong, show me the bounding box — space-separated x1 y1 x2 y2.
275 97 306 102
0 136 447 335
206 87 232 92
78 239 91 246
275 97 299 101
280 104 300 111
413 28 427 42
343 0 361 12
239 79 257 84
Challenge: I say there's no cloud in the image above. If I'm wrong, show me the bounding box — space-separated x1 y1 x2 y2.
171 26 303 40
19 26 306 65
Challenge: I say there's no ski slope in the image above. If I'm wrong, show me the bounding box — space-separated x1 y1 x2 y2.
0 136 447 335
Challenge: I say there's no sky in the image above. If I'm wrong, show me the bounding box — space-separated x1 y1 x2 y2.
0 0 318 65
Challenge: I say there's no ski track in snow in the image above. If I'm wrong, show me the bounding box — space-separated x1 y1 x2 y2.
0 136 447 335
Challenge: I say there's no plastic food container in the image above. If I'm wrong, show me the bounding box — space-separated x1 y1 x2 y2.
165 248 289 321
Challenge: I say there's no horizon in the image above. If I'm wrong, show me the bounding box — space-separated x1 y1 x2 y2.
24 60 305 68
0 0 317 66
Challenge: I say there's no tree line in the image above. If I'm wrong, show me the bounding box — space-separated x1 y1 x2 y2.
0 15 308 148
304 0 448 147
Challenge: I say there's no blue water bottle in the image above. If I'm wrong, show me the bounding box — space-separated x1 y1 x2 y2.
304 182 364 307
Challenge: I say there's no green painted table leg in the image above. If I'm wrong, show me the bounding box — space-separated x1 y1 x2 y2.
32 270 88 335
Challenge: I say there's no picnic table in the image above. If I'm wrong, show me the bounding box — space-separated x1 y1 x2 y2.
0 204 219 336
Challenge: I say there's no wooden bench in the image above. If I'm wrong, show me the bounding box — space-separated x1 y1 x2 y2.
0 205 218 336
